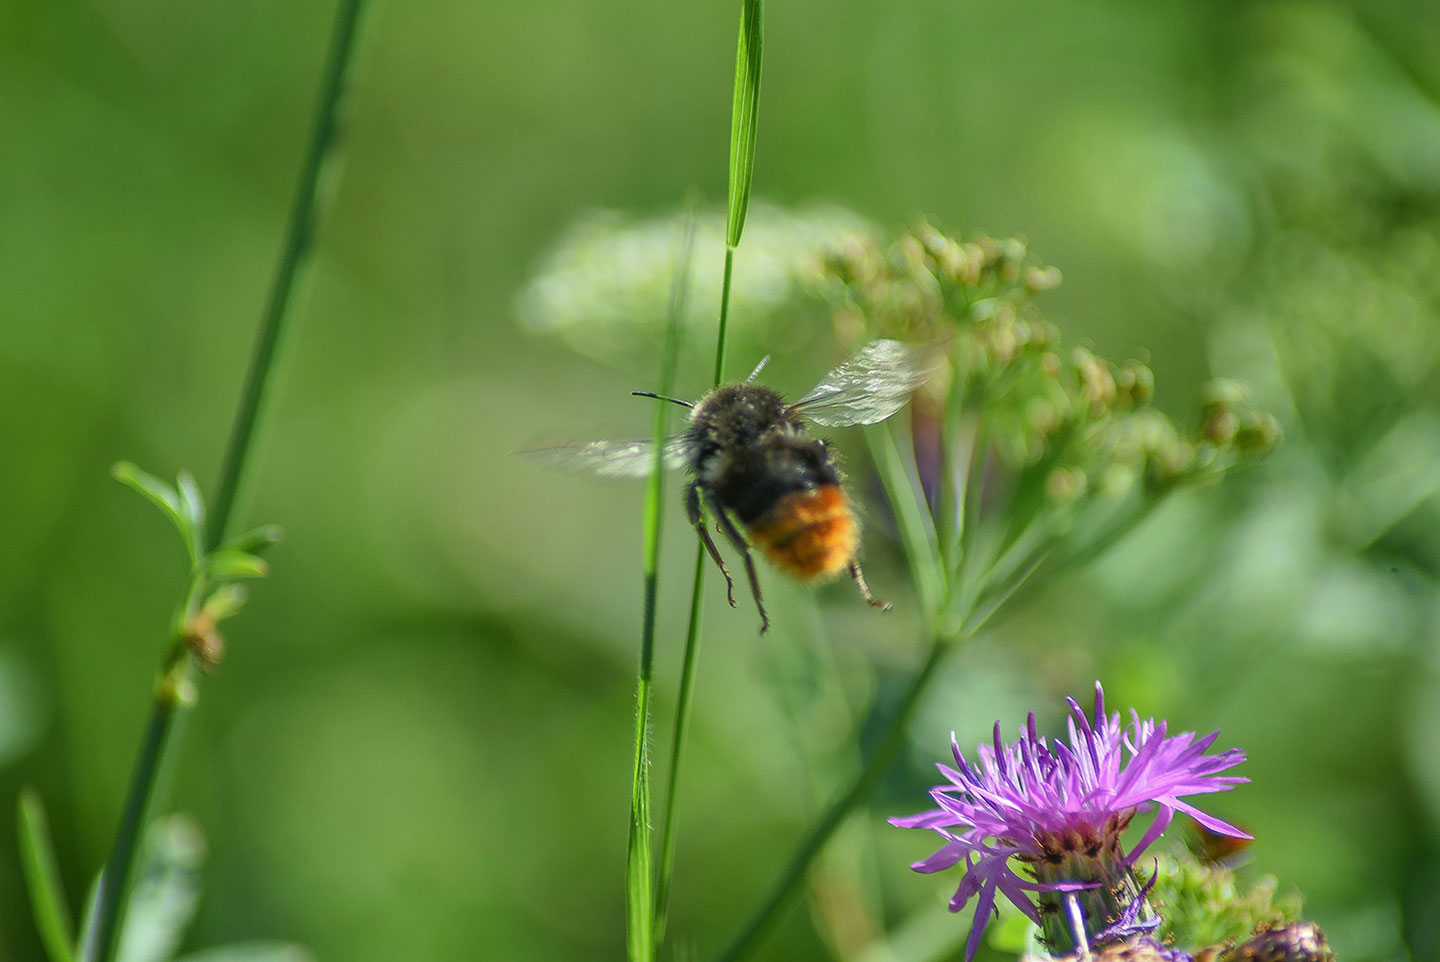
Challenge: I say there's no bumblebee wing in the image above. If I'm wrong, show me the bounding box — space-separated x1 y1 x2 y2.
791 339 935 427
521 437 692 479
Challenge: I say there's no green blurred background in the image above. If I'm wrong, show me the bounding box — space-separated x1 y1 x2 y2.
4 0 1440 959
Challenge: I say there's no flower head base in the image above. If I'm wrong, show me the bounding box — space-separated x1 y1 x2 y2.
892 683 1249 961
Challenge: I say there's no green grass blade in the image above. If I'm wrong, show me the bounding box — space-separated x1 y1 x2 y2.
75 872 101 962
653 541 706 945
89 7 370 957
725 0 764 249
18 789 76 962
625 703 655 962
206 0 369 547
864 422 944 621
626 210 695 962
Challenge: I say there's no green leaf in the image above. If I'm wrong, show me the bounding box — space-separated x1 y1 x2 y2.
75 871 101 962
111 462 197 566
648 207 699 947
175 472 207 562
220 525 284 557
18 788 76 962
625 694 654 962
725 0 764 248
202 550 269 580
174 944 314 962
117 815 206 962
201 584 249 623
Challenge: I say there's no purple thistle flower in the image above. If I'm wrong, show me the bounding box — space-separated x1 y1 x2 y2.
891 682 1249 962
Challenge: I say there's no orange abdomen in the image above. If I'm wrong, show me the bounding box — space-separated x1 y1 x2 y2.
745 485 858 582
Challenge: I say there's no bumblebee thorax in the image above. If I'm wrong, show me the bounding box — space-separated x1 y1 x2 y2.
687 384 805 465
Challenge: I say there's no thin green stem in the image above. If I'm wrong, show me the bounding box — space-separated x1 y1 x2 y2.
952 414 990 602
626 681 656 962
19 790 77 962
655 0 761 943
626 212 693 962
653 541 706 943
87 5 369 960
208 0 368 547
653 198 742 944
715 639 951 962
941 411 979 579
88 694 182 962
713 246 736 386
864 421 943 623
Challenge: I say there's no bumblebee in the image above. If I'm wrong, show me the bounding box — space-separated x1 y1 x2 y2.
533 340 933 633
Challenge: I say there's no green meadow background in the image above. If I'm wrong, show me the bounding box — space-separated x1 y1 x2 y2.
4 1 1439 960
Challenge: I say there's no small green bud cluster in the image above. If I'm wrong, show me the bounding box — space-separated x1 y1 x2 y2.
812 222 1054 353
112 462 282 702
812 222 1279 632
817 224 1277 505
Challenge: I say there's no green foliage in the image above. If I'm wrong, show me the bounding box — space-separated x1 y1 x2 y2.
8 1 1440 961
19 789 75 962
821 224 1278 634
111 465 204 569
626 211 696 962
1148 850 1303 952
726 0 764 249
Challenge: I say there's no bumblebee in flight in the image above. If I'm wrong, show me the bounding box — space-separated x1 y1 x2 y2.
533 340 933 633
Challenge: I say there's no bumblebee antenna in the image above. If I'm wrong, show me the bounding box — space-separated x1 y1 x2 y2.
632 391 693 408
745 356 770 382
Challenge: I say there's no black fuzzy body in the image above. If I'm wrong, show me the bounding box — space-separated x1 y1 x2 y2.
685 384 841 526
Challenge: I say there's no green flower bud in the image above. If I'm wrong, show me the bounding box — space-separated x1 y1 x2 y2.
1025 264 1063 293
1203 408 1239 446
1234 413 1282 456
1202 378 1248 415
1117 361 1155 407
1074 347 1118 415
1046 466 1088 502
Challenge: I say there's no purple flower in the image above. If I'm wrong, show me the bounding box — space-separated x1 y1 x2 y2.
891 683 1249 961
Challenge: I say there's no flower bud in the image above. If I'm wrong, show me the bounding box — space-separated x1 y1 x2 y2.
1234 413 1282 456
1074 347 1118 415
1047 466 1088 502
1220 921 1334 962
1117 361 1155 407
1025 264 1063 293
1202 407 1239 446
182 611 225 671
1201 379 1248 416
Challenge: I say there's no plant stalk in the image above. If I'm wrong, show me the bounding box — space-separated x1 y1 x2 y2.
653 541 707 944
626 211 694 962
86 4 368 959
715 638 950 962
208 0 368 547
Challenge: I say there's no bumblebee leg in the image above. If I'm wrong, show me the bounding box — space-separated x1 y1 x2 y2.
848 560 892 611
705 494 771 635
687 483 737 607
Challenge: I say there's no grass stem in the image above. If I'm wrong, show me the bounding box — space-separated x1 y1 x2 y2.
653 542 707 944
626 211 695 962
713 246 737 386
715 638 950 962
652 0 763 944
208 0 368 547
86 4 369 959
